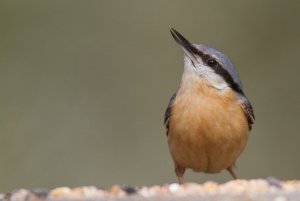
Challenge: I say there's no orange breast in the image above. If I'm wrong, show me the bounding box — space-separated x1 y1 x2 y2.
168 79 249 173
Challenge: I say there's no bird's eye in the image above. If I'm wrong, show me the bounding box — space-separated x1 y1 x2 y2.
207 59 218 67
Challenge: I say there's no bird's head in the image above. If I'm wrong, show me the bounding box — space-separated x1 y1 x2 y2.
170 28 244 94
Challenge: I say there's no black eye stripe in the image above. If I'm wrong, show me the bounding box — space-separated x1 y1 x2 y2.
193 49 243 94
191 49 219 67
212 64 243 94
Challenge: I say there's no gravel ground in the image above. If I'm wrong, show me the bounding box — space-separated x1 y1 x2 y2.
2 178 300 201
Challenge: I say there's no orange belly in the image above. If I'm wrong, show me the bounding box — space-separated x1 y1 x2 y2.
168 84 249 173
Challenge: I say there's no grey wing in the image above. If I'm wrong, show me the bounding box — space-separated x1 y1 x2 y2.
164 92 177 135
239 95 255 130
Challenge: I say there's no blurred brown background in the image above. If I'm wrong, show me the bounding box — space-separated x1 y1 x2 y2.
0 0 299 192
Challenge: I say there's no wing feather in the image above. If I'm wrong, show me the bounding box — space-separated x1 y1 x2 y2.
164 92 177 135
239 95 255 130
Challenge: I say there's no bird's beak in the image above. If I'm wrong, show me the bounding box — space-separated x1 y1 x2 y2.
170 28 197 61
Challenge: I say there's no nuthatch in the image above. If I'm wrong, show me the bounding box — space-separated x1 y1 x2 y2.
164 28 255 184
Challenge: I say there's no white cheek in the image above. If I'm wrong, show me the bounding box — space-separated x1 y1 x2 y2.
208 74 228 90
183 57 229 90
197 66 228 90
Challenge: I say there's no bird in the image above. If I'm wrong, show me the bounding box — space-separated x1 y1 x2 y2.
164 28 255 184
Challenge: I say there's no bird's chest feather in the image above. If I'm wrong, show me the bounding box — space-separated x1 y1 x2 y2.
168 81 249 172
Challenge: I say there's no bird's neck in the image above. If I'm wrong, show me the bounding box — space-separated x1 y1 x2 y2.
179 71 235 101
180 71 207 91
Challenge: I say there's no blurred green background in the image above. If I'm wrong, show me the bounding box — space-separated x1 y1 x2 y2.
0 0 299 192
